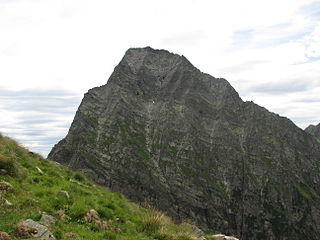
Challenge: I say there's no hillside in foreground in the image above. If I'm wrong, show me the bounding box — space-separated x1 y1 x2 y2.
0 133 217 240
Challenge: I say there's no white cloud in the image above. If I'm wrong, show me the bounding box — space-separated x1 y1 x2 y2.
0 88 82 156
0 0 320 154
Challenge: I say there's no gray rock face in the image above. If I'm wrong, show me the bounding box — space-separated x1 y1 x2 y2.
39 213 57 227
20 219 56 239
49 47 320 239
305 123 320 141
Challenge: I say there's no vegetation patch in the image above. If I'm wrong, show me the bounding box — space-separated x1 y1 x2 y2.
0 133 201 240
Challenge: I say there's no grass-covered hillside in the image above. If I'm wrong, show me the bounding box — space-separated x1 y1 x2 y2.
0 133 204 240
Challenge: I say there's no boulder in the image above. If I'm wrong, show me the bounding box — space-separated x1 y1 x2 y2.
39 213 57 227
0 232 11 240
17 219 56 239
211 234 239 240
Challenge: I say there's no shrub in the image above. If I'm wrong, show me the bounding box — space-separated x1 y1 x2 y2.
74 172 85 182
0 232 11 240
97 208 114 219
104 202 117 210
68 204 87 221
53 230 63 240
153 232 174 240
0 157 19 177
139 212 165 235
103 231 117 240
51 197 71 210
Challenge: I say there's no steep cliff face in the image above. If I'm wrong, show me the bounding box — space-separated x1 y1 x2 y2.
49 47 320 240
305 123 320 141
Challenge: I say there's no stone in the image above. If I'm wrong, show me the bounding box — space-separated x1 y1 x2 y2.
64 232 79 238
83 209 100 222
0 198 12 206
83 209 121 232
35 167 43 174
210 234 239 240
0 232 11 240
48 47 320 239
17 219 56 239
39 213 56 227
55 210 68 220
0 181 13 192
211 235 226 240
224 237 239 240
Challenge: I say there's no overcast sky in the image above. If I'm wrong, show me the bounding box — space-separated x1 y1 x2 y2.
0 0 320 156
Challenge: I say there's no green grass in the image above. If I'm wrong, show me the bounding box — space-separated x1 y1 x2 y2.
0 133 200 240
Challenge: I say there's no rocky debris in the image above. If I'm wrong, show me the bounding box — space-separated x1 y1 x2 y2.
16 219 56 239
0 232 11 240
49 47 320 239
83 209 99 222
57 190 70 199
55 210 68 220
39 213 57 227
0 180 13 192
83 209 121 233
0 197 12 206
22 198 38 207
64 232 79 238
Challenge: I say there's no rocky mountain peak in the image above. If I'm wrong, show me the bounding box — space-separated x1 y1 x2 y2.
49 47 320 240
122 47 184 74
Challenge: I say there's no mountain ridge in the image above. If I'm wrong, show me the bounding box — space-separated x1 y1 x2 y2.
49 47 320 240
305 123 320 141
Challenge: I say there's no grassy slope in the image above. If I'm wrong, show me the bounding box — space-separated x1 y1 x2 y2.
0 134 201 240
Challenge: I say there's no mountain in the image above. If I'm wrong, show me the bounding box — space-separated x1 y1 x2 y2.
49 47 320 240
305 123 320 141
0 133 205 240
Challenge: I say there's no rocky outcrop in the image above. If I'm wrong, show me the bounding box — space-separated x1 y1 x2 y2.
49 47 320 239
0 232 11 240
39 213 57 227
17 219 56 239
305 123 320 141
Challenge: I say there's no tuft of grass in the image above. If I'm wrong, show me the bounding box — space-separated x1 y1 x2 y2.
0 155 20 177
140 211 165 235
103 231 117 240
74 172 85 182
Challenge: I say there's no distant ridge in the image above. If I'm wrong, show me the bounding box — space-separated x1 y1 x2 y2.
305 123 320 141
